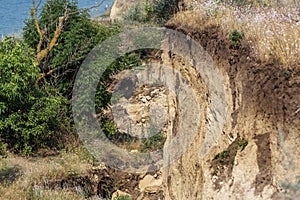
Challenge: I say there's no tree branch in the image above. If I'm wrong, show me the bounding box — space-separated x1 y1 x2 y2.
36 0 69 66
33 0 107 86
68 0 106 16
32 0 44 53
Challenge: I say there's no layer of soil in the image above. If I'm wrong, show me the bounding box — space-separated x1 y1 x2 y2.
166 20 300 195
42 165 163 199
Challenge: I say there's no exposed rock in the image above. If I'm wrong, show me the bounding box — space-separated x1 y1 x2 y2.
105 7 300 199
111 71 176 139
110 0 147 20
160 22 300 200
139 174 163 193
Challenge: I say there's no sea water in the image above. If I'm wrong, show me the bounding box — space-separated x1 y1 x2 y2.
0 0 114 37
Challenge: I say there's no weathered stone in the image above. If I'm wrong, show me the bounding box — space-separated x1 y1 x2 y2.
139 175 162 192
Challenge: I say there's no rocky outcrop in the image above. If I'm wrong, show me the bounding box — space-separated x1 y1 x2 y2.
106 2 300 198
111 70 175 139
160 23 300 199
110 0 145 20
97 23 300 199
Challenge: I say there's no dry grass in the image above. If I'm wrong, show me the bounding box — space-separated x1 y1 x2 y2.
171 0 300 68
0 146 93 199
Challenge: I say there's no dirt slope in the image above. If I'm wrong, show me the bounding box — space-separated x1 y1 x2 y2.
160 22 300 199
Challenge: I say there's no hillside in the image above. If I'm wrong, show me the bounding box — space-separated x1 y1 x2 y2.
108 0 300 199
0 0 299 199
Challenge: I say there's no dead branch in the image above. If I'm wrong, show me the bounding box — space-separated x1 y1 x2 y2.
33 0 106 86
35 0 69 67
68 0 106 16
32 0 44 53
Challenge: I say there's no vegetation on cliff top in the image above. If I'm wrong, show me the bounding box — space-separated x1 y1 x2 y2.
170 0 300 68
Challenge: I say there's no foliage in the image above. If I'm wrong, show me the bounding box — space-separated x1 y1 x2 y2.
214 149 230 163
0 37 38 116
150 0 179 25
3 0 124 154
213 139 248 163
124 0 179 25
101 117 118 136
229 29 244 47
23 0 100 96
0 37 68 155
141 133 166 153
124 2 150 23
0 140 7 158
237 139 248 151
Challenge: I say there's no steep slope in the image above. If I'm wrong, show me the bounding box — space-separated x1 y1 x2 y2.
107 1 300 199
161 22 300 199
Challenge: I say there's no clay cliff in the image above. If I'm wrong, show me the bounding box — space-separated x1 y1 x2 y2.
107 0 300 199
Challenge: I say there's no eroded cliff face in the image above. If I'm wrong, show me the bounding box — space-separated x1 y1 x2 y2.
108 2 300 198
105 24 300 199
160 24 300 199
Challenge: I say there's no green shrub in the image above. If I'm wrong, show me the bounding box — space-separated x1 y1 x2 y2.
229 29 244 47
237 139 248 151
102 118 118 136
214 149 230 163
141 133 166 153
124 0 179 25
150 0 179 25
0 37 68 155
0 1 138 155
124 3 150 23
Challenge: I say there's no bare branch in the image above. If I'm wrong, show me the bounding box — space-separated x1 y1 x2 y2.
36 0 69 66
36 0 43 8
68 0 106 15
32 0 44 53
34 0 107 86
35 65 66 86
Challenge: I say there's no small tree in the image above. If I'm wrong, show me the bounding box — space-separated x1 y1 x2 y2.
0 1 124 155
23 0 103 95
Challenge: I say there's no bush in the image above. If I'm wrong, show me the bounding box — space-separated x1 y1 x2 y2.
0 37 68 155
141 133 166 153
124 3 150 23
0 2 131 155
102 118 118 136
150 0 179 25
229 29 244 47
124 0 179 25
237 139 248 151
214 149 230 163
